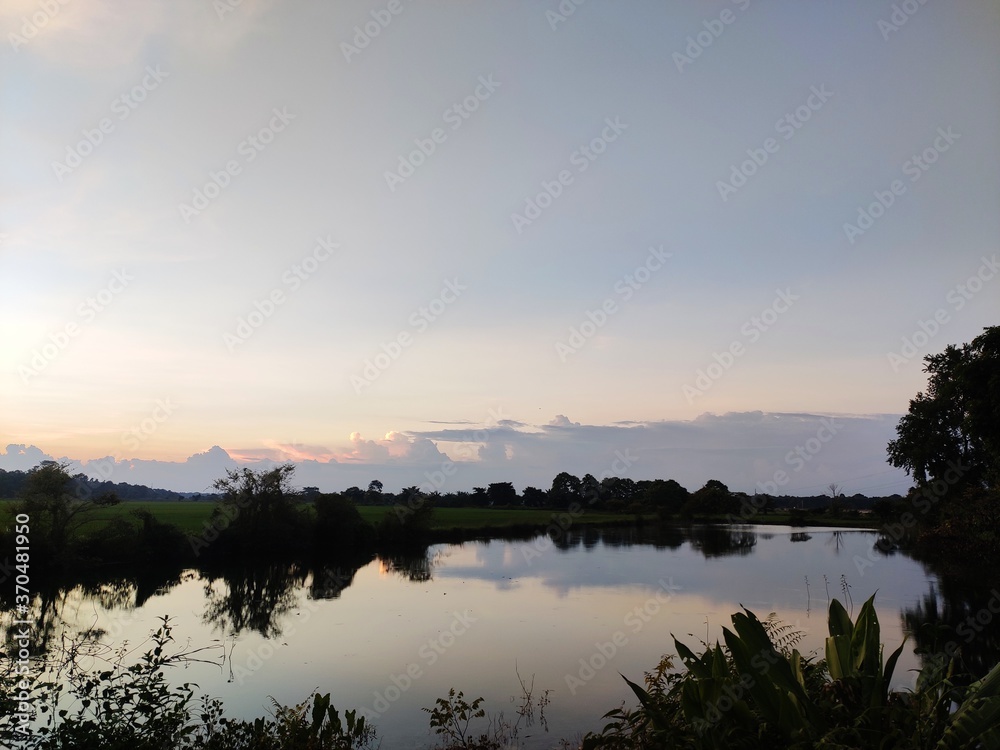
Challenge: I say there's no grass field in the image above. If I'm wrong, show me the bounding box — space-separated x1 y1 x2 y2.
0 500 877 537
0 501 632 536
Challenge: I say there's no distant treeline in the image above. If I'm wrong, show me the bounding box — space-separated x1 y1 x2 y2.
330 475 901 515
0 466 900 510
0 467 198 501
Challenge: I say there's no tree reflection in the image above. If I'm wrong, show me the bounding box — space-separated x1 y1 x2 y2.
201 562 307 638
0 566 184 658
307 561 369 600
686 525 757 558
379 550 434 582
902 575 1000 684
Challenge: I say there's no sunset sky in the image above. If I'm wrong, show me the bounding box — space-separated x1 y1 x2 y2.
1 0 998 494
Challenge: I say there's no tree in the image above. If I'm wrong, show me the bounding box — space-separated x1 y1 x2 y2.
210 463 305 556
486 482 517 506
580 473 602 505
640 479 689 517
887 326 1000 492
314 492 376 556
16 461 119 565
364 480 384 505
470 487 490 507
549 472 581 508
378 485 433 545
684 479 738 516
521 486 547 508
601 477 639 508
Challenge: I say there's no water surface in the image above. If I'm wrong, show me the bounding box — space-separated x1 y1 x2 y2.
10 525 975 748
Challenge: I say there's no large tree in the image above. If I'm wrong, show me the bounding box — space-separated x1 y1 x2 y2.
16 461 119 565
209 463 305 556
887 326 1000 492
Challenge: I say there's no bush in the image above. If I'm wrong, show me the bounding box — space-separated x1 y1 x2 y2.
313 494 376 557
582 595 1000 750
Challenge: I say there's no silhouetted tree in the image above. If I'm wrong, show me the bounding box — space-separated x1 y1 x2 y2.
15 461 119 567
210 463 306 557
549 471 581 508
684 479 738 516
521 486 547 508
486 482 517 506
640 479 689 518
314 492 376 556
888 326 999 492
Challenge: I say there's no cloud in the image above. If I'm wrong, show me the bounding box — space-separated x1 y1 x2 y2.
0 444 54 471
1 413 913 496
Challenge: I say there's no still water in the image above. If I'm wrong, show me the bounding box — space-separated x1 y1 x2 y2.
18 525 955 747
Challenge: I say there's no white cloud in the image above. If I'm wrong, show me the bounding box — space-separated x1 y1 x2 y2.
0 413 913 496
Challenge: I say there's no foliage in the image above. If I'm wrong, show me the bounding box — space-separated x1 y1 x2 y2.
13 461 120 567
312 494 376 557
20 616 206 749
209 464 307 557
683 480 739 517
887 325 999 491
422 674 550 750
194 692 376 750
485 482 517 506
1 617 376 750
582 595 1000 750
376 486 434 545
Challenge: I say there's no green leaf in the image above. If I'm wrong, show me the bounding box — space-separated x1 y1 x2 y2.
828 598 853 640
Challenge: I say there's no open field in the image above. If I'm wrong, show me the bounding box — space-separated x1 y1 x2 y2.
0 501 634 536
0 501 878 537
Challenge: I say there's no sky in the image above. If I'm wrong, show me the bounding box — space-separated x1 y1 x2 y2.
1 0 998 495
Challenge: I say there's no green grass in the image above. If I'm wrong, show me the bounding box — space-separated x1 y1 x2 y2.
0 501 633 537
0 500 878 538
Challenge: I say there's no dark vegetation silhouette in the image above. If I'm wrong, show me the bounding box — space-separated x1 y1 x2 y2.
882 326 1000 567
1 328 997 747
4 596 999 749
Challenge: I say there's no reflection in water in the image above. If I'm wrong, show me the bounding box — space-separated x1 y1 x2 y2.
686 525 757 557
903 580 1000 683
379 550 435 582
0 566 186 656
308 564 364 600
826 530 847 553
202 563 308 638
4 523 998 748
